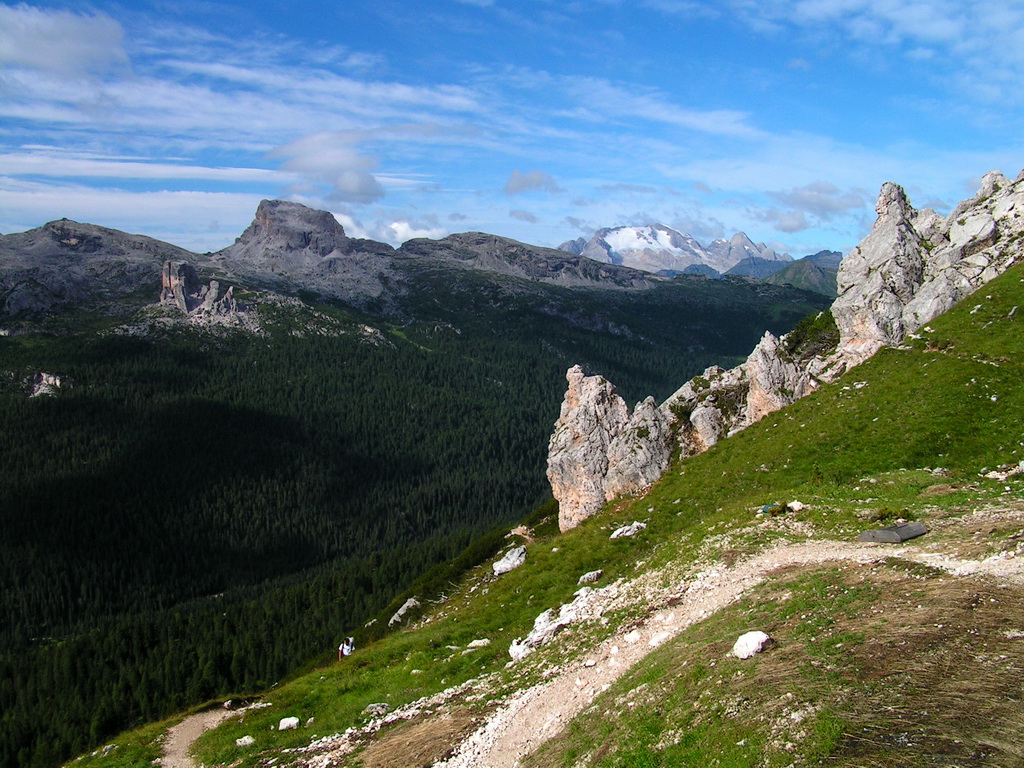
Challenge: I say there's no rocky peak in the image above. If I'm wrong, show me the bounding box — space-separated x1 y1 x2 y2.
549 169 1024 529
228 200 352 259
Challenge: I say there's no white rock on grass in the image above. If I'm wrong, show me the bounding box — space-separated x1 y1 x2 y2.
492 546 527 575
467 638 491 649
610 521 646 539
236 735 255 747
278 716 300 731
388 597 421 627
732 631 774 659
509 586 615 661
577 569 603 585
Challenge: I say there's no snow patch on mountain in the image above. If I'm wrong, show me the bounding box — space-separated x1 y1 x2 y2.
560 226 790 276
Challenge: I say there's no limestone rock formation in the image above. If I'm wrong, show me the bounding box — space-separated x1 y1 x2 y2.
547 365 673 532
160 261 237 316
28 372 64 398
549 169 1024 530
0 218 191 320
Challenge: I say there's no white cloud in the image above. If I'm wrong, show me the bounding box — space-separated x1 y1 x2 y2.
269 133 385 204
727 0 1024 104
381 219 447 244
509 209 538 222
503 169 562 195
0 4 127 75
767 181 870 223
0 150 286 183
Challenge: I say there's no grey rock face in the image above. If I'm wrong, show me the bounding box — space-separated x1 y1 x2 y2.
160 261 237 316
216 199 398 307
0 219 192 320
549 169 1024 530
546 365 673 531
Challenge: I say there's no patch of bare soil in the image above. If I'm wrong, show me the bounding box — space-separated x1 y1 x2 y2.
356 709 482 768
161 708 234 768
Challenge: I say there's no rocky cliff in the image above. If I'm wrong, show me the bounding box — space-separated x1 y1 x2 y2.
160 260 238 316
548 169 1024 530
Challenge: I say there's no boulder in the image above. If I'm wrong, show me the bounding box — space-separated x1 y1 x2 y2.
235 735 255 747
278 716 300 731
363 703 390 716
732 631 774 659
577 569 603 585
492 545 526 576
857 521 928 543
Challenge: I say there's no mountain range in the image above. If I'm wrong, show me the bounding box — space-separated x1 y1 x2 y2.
558 225 792 277
57 168 1024 768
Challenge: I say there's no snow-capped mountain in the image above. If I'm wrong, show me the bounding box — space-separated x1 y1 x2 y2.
560 226 790 276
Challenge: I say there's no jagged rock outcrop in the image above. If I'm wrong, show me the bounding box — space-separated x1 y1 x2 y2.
28 372 64 397
216 199 398 307
549 169 1024 529
547 366 673 532
160 261 237 316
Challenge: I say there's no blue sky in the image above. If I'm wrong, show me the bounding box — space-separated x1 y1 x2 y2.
2 0 1024 254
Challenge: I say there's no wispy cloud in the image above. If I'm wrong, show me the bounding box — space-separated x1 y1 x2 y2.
726 0 1024 104
503 169 562 195
757 180 871 232
0 150 285 183
0 4 127 75
509 209 538 222
562 77 763 139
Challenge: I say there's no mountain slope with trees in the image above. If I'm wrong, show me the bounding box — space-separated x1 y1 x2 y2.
0 206 831 768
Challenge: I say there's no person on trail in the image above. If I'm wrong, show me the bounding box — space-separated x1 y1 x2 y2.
338 637 354 659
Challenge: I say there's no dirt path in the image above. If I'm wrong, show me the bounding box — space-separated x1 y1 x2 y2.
435 537 1024 768
161 708 234 768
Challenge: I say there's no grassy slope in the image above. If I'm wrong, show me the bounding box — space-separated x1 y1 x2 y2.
78 264 1024 767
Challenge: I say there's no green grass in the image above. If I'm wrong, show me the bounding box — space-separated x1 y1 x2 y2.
86 263 1024 767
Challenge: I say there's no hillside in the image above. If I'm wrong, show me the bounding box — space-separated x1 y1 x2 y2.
70 174 1024 767
763 250 843 296
0 205 830 768
85 240 1024 768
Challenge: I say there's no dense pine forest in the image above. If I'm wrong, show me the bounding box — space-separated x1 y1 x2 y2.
0 272 829 768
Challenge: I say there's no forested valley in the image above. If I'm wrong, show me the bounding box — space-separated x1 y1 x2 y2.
0 272 829 768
